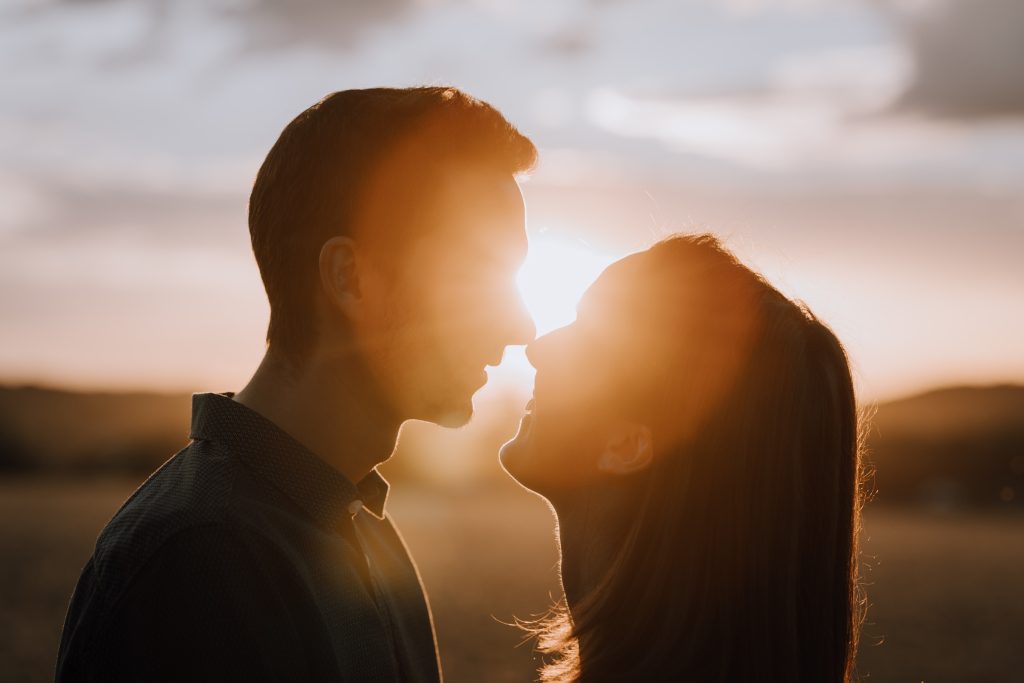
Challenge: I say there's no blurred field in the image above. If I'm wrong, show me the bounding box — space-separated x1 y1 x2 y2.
1 478 1022 683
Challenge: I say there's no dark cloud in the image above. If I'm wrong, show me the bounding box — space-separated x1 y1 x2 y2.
216 0 414 54
893 0 1024 118
4 172 244 247
536 25 595 59
17 0 416 63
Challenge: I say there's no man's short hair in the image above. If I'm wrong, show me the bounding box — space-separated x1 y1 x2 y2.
248 86 537 357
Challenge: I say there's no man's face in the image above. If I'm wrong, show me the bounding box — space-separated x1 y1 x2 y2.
354 162 535 427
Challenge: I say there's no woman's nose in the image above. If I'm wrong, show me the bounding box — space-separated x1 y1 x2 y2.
525 325 567 370
524 337 541 370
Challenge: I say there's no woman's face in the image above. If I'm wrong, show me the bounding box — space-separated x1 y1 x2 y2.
500 259 646 496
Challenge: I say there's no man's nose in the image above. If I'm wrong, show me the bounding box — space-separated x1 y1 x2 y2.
500 294 535 347
508 304 536 347
525 326 563 370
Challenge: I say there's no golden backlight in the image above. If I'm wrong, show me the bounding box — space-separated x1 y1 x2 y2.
516 232 618 338
404 231 618 485
485 231 619 379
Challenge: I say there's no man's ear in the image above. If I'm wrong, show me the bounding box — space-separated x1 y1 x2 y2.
319 236 362 314
597 421 654 476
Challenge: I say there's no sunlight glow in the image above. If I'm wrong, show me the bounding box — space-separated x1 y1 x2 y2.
516 232 618 337
486 231 618 382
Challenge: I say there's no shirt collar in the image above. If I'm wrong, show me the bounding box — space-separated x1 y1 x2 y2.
188 392 389 525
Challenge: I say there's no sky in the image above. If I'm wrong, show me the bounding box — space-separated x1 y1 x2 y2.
1 0 1022 403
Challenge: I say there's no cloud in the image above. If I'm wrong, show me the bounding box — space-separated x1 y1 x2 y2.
580 44 917 171
0 171 244 246
9 0 417 64
892 0 1024 118
582 67 1024 189
217 0 415 54
536 26 595 58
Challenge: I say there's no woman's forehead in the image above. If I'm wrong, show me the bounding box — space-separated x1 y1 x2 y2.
576 252 653 318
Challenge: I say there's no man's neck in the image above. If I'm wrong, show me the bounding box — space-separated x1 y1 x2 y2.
233 348 402 484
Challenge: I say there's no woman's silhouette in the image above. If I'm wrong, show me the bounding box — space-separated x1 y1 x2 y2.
502 234 866 682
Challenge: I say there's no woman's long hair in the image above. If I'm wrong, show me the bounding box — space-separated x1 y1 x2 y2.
532 234 868 682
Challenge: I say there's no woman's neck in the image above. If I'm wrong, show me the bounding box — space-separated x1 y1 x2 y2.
553 482 636 615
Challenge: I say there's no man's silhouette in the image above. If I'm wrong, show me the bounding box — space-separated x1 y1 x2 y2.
56 87 536 682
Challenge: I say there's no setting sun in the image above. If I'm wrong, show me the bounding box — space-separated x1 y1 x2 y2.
485 231 618 381
516 231 618 337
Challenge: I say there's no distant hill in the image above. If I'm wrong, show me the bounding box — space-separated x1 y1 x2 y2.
867 384 1024 507
1 383 1022 506
0 384 521 487
0 385 191 474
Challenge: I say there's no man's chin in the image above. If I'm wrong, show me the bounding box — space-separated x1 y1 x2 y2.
424 398 474 429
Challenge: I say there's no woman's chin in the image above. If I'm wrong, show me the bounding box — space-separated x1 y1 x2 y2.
500 413 583 496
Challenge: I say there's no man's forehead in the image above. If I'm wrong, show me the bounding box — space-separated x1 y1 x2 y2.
432 164 527 252
435 162 523 209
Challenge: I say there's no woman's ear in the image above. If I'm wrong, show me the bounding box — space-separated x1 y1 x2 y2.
319 236 362 315
597 421 654 476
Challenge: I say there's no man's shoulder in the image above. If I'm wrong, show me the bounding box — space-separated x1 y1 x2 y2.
89 439 267 596
58 454 320 683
